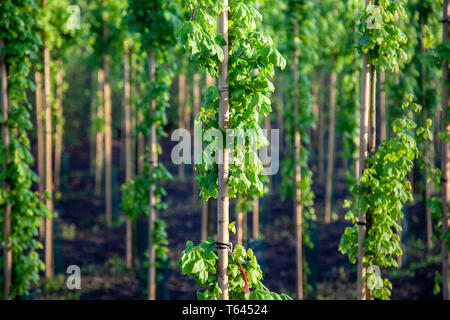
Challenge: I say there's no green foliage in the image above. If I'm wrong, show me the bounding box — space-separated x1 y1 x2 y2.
279 0 316 293
0 0 51 299
357 0 408 71
178 0 285 201
339 97 431 299
120 0 178 275
180 239 292 300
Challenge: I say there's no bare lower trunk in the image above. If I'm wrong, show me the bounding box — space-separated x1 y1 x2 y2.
35 71 45 240
178 74 186 180
293 23 303 300
379 71 386 142
441 0 449 301
103 7 112 226
148 52 157 300
193 73 200 201
318 71 325 184
201 201 208 240
368 66 376 156
1 38 12 300
218 2 230 300
95 69 105 196
252 197 259 239
124 40 133 268
357 53 371 300
104 53 112 226
89 72 97 175
44 45 54 279
324 71 336 224
420 20 433 252
54 58 63 195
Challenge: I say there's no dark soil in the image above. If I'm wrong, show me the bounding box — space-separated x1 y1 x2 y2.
35 137 443 300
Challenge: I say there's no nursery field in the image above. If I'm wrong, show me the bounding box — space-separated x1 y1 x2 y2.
0 0 449 302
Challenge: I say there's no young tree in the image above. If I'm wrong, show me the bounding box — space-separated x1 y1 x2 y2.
1 0 51 299
178 0 287 300
440 0 449 301
122 0 178 300
340 0 409 299
279 0 317 300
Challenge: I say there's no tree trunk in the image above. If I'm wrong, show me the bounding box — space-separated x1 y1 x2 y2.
252 197 259 239
324 71 336 224
420 19 433 253
357 52 371 300
103 4 112 226
148 51 157 300
1 38 12 300
95 68 104 196
104 63 112 226
318 71 325 183
89 72 97 175
368 66 377 156
124 40 133 268
201 201 208 240
44 44 54 279
35 71 45 240
193 73 200 201
277 92 284 154
178 73 186 180
293 23 303 300
379 71 386 142
54 58 63 195
217 1 230 300
441 0 449 301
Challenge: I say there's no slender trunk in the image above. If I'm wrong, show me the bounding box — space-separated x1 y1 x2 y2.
44 44 54 279
193 73 200 201
89 72 97 175
368 66 377 156
292 23 303 300
104 58 112 226
137 60 144 176
312 83 318 174
379 71 386 142
265 116 272 189
124 40 133 268
357 52 371 300
95 69 105 196
252 197 259 239
35 71 45 240
103 5 112 226
201 201 208 240
353 2 361 181
178 74 186 180
137 113 144 175
54 58 63 195
148 51 157 300
318 71 325 183
1 38 12 300
441 0 449 301
278 92 284 154
420 19 433 253
217 1 230 300
324 71 336 224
